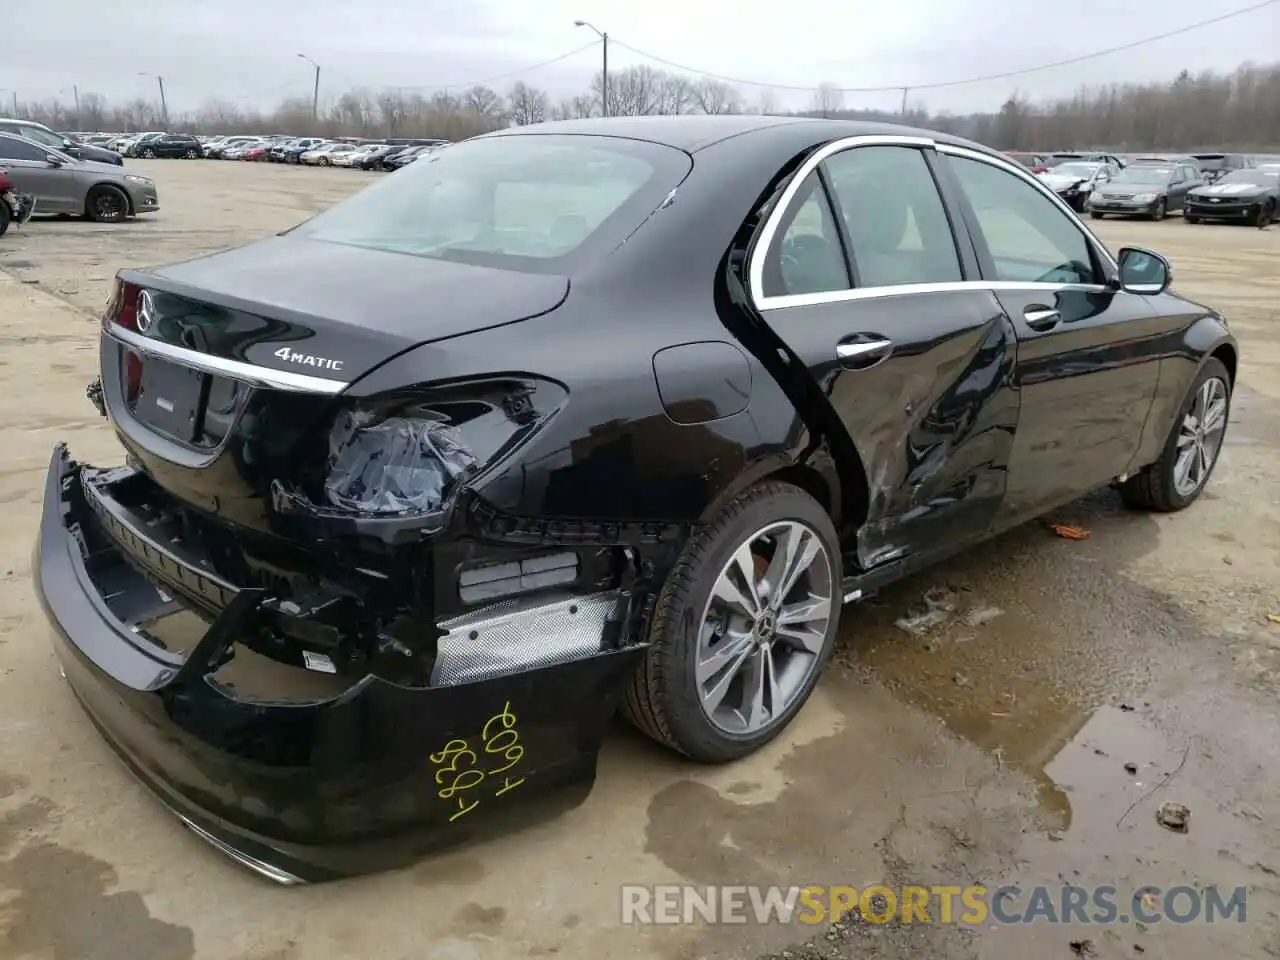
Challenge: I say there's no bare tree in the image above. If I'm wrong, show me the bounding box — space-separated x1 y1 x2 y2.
810 82 844 118
507 81 548 126
691 78 740 115
14 60 1280 151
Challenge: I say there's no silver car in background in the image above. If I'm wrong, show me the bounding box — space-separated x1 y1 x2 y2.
0 132 159 222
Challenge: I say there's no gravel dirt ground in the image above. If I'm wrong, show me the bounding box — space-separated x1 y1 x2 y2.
0 159 1278 960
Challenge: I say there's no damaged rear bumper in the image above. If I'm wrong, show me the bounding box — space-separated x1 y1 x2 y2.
34 444 649 883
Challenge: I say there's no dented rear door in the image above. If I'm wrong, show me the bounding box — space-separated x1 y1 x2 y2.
751 142 1018 569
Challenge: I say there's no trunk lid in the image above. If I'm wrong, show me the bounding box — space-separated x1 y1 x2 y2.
101 235 568 533
121 234 568 383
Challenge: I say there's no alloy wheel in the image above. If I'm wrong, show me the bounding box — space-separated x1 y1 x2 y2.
1173 376 1228 498
92 191 127 222
695 520 834 735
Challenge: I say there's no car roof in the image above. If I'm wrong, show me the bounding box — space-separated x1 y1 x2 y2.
485 114 1004 158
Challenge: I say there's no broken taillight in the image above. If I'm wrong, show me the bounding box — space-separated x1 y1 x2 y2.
104 278 143 401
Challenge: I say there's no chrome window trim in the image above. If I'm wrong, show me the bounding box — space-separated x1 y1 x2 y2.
746 134 937 309
757 279 1113 312
105 322 348 395
934 143 1119 271
747 135 1124 313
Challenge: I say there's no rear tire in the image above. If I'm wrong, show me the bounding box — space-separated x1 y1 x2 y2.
0 202 10 237
1147 198 1166 221
1256 200 1275 228
621 481 841 762
142 148 156 159
1090 211 1104 220
1120 358 1231 512
185 148 198 159
1186 215 1201 224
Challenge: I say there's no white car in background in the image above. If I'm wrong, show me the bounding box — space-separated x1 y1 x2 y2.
332 144 381 168
301 142 357 166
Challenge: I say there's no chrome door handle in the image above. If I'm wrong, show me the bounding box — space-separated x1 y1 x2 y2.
1023 306 1061 331
835 337 893 370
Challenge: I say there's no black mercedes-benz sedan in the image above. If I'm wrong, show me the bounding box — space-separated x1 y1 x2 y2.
36 116 1237 883
1183 167 1279 226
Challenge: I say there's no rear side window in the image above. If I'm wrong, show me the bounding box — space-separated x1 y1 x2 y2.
823 146 963 288
295 134 689 272
760 172 850 297
946 155 1099 286
0 137 45 161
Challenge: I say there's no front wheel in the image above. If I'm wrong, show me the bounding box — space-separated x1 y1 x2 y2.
141 148 156 159
1090 211 1104 220
85 185 129 223
1186 215 1201 224
1147 198 1167 221
622 482 840 762
185 148 198 159
1255 201 1275 228
1120 358 1231 512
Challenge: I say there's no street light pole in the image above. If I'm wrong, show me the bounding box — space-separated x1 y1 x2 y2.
574 20 608 117
138 73 169 128
298 53 320 125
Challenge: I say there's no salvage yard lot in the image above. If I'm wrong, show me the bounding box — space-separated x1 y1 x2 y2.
1 159 1279 960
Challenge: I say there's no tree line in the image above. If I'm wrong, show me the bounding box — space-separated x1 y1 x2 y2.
11 60 1280 151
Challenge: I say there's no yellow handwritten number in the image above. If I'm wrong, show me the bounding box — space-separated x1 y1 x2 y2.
449 796 480 822
495 775 525 797
482 701 518 740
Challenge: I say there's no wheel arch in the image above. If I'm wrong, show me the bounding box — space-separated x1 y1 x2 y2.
85 181 134 216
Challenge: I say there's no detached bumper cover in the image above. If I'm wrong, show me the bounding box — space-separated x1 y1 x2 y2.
35 444 646 882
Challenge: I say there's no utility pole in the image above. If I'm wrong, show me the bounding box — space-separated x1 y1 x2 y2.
157 76 168 128
900 87 910 117
73 85 80 120
11 91 17 116
298 54 320 125
574 21 609 117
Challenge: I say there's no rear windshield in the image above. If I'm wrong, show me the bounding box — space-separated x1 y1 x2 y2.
293 133 690 272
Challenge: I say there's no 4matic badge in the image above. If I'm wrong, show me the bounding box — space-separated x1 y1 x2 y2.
272 347 344 371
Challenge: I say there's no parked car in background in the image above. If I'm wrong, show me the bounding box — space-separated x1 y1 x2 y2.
354 143 406 170
0 119 124 166
302 142 356 166
205 136 256 159
222 138 268 160
0 164 36 236
270 138 323 162
123 133 169 158
333 144 381 168
135 134 202 159
384 144 430 169
1004 151 1050 173
1089 159 1202 219
0 132 157 222
42 117 1237 883
1045 151 1126 170
1188 153 1253 184
1183 167 1279 226
1037 159 1118 211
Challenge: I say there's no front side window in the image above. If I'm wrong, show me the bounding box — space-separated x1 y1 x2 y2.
823 146 963 288
19 127 62 148
760 172 850 298
947 155 1099 285
295 134 687 271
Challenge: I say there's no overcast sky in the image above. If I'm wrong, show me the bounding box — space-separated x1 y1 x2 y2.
9 0 1279 116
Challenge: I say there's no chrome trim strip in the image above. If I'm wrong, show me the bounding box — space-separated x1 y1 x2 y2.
105 322 348 395
179 816 306 885
757 279 1113 312
746 134 937 307
747 134 1121 312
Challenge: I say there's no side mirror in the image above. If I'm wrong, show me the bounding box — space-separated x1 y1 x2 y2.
62 139 74 149
44 154 64 167
1117 246 1172 295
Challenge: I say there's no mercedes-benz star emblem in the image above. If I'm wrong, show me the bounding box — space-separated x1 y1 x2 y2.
137 289 156 333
